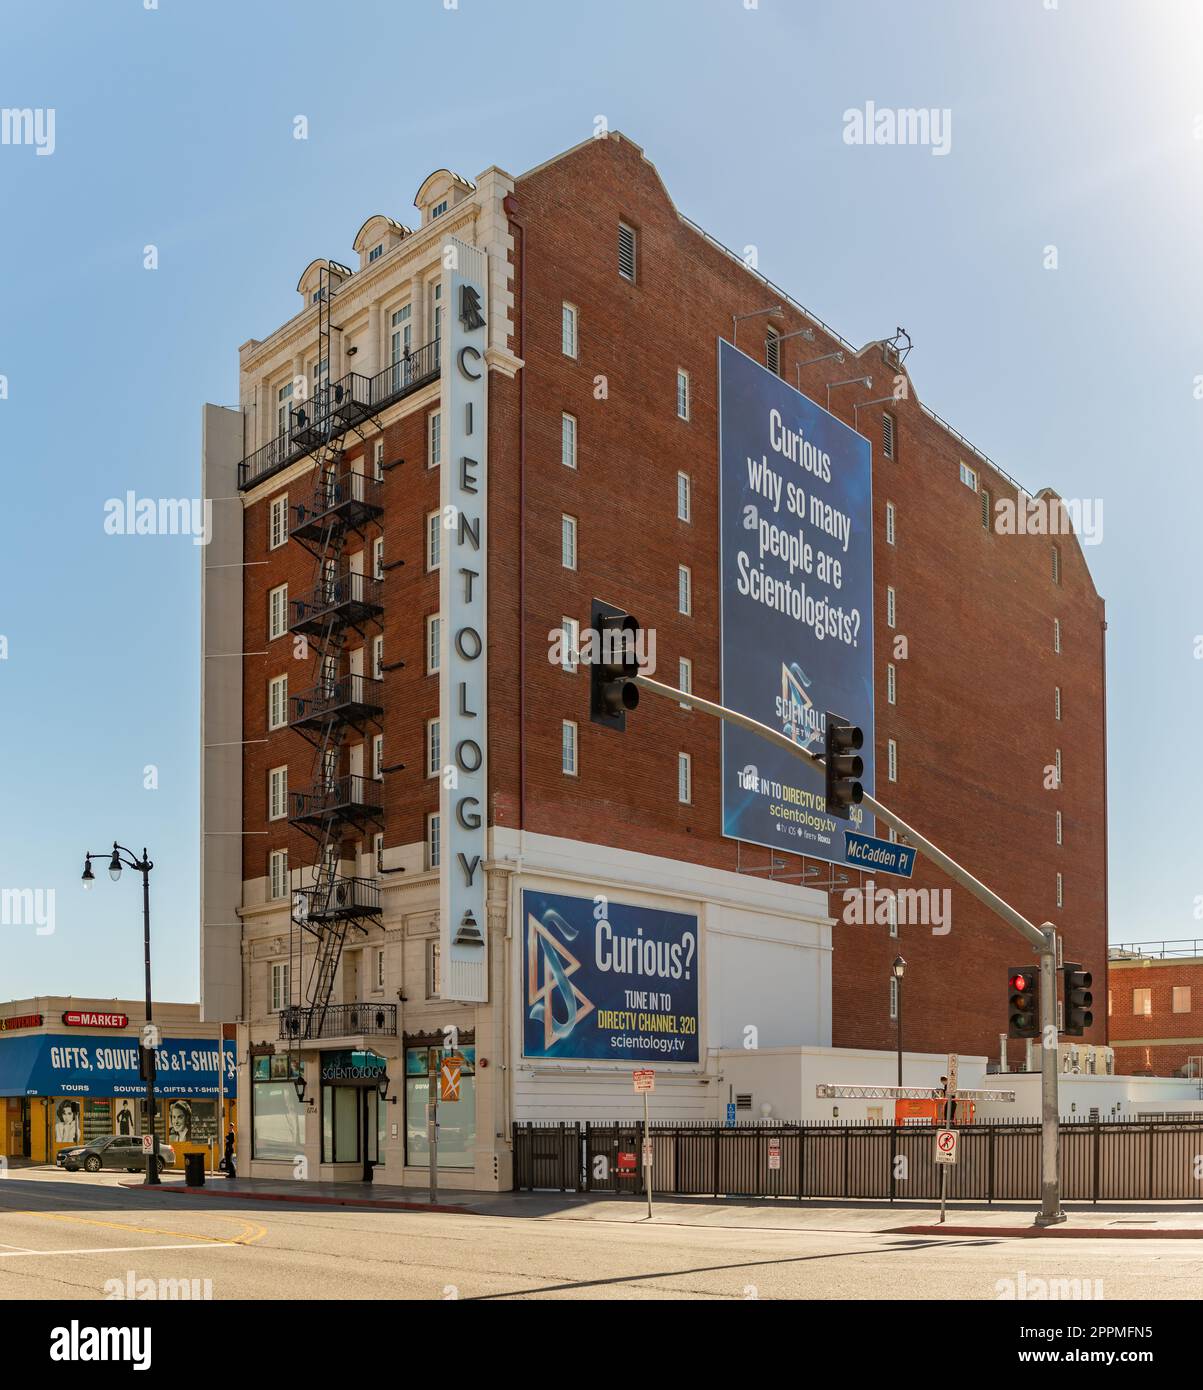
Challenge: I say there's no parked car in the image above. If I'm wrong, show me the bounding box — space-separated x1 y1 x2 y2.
59 1134 175 1174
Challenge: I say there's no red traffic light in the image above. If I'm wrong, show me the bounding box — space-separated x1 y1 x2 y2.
1009 972 1032 992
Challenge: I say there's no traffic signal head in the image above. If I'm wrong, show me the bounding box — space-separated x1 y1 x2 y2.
589 599 640 732
1007 966 1039 1040
823 712 864 819
1062 963 1094 1037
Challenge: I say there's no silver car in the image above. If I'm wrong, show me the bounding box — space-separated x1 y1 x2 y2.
61 1134 175 1174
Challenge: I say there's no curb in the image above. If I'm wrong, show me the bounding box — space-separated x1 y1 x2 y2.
890 1223 1203 1239
117 1180 469 1215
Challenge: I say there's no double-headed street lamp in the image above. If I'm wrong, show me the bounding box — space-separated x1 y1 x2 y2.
81 842 161 1185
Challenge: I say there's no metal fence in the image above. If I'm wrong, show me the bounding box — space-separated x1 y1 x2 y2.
512 1119 1203 1203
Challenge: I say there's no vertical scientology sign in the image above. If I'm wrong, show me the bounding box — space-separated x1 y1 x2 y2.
439 238 489 1002
718 339 874 868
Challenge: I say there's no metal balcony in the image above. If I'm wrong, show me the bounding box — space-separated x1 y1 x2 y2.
279 1001 397 1042
295 874 382 924
291 469 383 542
236 339 441 491
290 674 384 733
289 571 383 637
290 774 384 828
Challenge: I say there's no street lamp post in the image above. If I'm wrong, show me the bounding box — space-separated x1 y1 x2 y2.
892 955 907 1088
82 842 160 1185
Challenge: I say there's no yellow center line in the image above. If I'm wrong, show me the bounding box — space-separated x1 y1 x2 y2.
0 1207 266 1247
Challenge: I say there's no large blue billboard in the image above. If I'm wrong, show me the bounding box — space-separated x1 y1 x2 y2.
522 890 699 1063
0 1035 237 1098
718 338 874 865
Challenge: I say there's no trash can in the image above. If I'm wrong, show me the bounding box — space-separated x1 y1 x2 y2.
184 1152 205 1187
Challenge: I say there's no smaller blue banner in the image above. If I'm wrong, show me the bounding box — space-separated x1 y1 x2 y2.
725 1103 737 1128
843 830 916 878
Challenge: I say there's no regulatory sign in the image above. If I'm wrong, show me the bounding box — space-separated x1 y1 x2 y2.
934 1129 959 1165
768 1136 782 1170
843 830 916 878
633 1068 655 1093
946 1053 959 1095
141 1135 154 1155
642 1139 654 1168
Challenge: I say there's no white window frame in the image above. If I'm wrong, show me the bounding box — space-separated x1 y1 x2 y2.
561 514 578 571
268 674 288 731
268 583 288 641
1055 810 1063 846
427 614 441 674
885 501 896 545
1055 747 1062 786
268 765 288 821
561 617 580 673
368 243 383 264
562 302 578 359
372 635 383 681
679 565 692 616
428 410 441 468
562 720 578 777
375 947 385 989
427 510 441 571
1054 686 1062 720
678 657 692 708
270 961 290 1014
1052 545 1061 585
677 471 691 523
678 752 692 805
269 849 288 902
561 412 577 469
373 439 385 483
886 585 896 629
269 493 289 550
887 738 898 783
887 892 898 939
959 461 978 491
677 368 690 421
373 536 384 581
1056 872 1064 908
427 813 441 871
1054 617 1061 653
372 733 383 781
427 719 441 778
887 663 896 706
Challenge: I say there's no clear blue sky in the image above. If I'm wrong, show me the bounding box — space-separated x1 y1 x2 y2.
1 0 1200 1002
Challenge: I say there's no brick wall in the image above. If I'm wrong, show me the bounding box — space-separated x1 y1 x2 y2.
1109 959 1203 1075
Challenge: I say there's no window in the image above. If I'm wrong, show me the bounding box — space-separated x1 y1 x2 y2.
1054 686 1062 720
678 657 692 707
1055 810 1063 846
889 976 899 1021
1053 618 1061 653
270 961 290 1014
426 814 441 870
886 585 896 629
887 892 898 938
959 461 978 491
561 617 580 673
1173 987 1192 1014
885 502 896 545
368 243 383 263
427 615 441 674
372 635 383 681
562 720 578 776
1055 747 1062 786
618 222 637 282
1132 988 1151 1017
1056 871 1064 908
375 947 385 989
430 280 444 344
677 472 691 523
269 766 288 821
431 199 448 219
427 719 441 778
1052 545 1061 585
677 369 690 421
426 938 441 996
373 439 385 483
269 493 288 550
887 738 897 782
981 487 991 530
561 514 577 570
268 674 288 731
269 584 288 640
373 536 384 581
887 663 896 705
372 734 383 781
562 303 578 358
765 327 780 376
276 380 294 438
561 413 577 469
269 850 288 902
882 411 895 460
428 411 441 467
427 510 441 570
678 565 691 616
678 752 692 804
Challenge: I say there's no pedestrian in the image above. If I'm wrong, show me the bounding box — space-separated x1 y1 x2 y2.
223 1125 236 1180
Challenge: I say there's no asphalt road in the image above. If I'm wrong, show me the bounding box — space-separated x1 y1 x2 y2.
1 1171 1200 1301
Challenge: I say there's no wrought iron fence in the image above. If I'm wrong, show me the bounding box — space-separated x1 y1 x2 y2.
512 1118 1203 1203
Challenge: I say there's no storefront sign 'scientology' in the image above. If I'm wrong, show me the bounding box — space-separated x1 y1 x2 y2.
438 236 489 1003
62 1011 129 1029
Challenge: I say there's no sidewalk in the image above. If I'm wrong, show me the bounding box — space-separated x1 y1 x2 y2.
117 1173 1203 1236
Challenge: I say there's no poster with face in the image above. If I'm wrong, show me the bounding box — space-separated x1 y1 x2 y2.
54 1099 81 1144
168 1100 192 1143
115 1099 136 1136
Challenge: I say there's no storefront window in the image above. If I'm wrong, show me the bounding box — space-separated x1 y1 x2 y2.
404 1045 475 1169
82 1098 111 1142
251 1053 305 1160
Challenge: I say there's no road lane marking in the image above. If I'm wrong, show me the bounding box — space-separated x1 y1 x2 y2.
0 1242 240 1258
0 1207 266 1247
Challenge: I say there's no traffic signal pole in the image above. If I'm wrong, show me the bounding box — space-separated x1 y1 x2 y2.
631 671 1066 1226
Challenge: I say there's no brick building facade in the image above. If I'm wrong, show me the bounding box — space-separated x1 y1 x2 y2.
1108 950 1203 1076
200 133 1107 1189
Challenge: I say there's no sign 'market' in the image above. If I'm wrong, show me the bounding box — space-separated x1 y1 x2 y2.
438 237 489 1003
